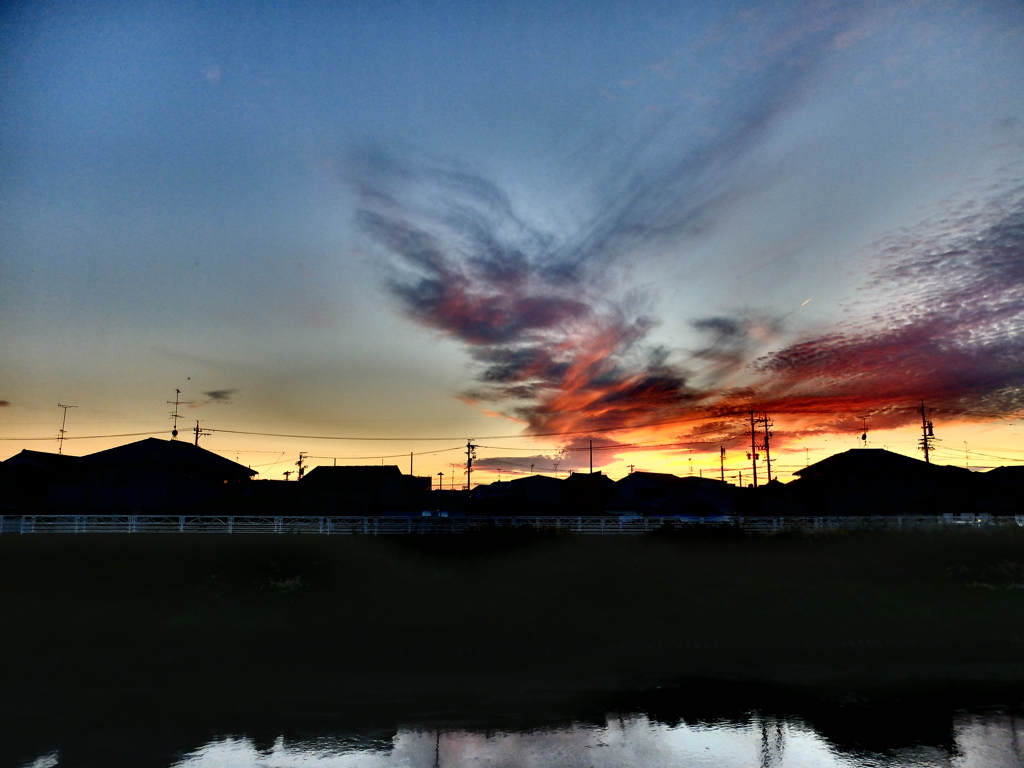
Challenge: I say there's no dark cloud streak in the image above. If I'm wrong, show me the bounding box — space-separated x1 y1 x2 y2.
346 4 1024 444
754 182 1024 427
349 10 850 437
204 389 239 403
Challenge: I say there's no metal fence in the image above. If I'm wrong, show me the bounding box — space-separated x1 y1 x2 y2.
1 513 1020 535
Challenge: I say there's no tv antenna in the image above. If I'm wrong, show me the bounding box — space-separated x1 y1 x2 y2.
859 415 869 446
167 389 192 439
57 403 77 455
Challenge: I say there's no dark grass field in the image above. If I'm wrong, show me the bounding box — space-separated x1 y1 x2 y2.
4 525 1024 700
4 526 1024 766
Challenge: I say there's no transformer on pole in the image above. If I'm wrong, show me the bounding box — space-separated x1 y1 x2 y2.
919 401 935 463
465 440 477 490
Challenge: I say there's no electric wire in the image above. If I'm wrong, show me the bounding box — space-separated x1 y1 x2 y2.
0 430 165 441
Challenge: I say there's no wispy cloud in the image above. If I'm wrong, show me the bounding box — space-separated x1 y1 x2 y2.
348 8 844 440
349 6 1024 448
753 181 1024 425
204 389 239 403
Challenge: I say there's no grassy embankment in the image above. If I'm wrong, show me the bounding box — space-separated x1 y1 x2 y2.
3 525 1024 715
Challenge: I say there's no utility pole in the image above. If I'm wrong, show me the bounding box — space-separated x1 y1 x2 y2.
193 420 211 446
465 440 477 490
720 446 725 482
296 451 307 480
57 403 77 455
410 452 413 476
748 411 773 484
167 389 192 439
919 401 935 463
589 440 593 474
748 410 759 488
762 413 773 483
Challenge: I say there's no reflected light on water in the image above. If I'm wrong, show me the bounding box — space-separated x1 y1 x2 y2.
163 712 1024 768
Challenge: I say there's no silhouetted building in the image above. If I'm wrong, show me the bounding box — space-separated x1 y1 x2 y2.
83 438 256 511
975 466 1024 516
789 448 974 516
473 474 564 515
616 471 739 516
562 471 617 514
300 465 429 515
1 438 256 512
0 450 86 511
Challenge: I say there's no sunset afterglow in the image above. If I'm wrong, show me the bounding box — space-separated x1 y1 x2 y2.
2 1 1023 484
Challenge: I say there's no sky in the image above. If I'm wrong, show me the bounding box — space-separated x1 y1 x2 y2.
2 0 1024 484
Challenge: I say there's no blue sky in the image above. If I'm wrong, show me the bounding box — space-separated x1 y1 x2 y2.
2 0 1024 481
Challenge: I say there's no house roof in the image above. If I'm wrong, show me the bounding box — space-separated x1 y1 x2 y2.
617 471 686 485
301 465 404 486
506 474 563 488
794 448 964 478
83 438 256 477
1 449 83 471
983 466 1024 482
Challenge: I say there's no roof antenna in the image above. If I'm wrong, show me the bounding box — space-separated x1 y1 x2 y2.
167 389 192 439
57 403 77 455
859 415 869 446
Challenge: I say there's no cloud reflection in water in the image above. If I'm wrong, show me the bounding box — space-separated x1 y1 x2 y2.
168 711 1024 768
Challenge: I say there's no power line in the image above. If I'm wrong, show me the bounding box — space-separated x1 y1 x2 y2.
303 446 465 462
0 430 164 441
203 413 719 443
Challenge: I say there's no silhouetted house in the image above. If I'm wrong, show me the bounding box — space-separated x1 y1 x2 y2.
424 488 468 514
473 474 564 515
975 466 1024 515
82 438 256 511
615 471 739 516
300 465 427 515
562 472 617 515
751 477 802 516
232 478 304 515
615 471 683 512
789 448 974 516
0 450 86 511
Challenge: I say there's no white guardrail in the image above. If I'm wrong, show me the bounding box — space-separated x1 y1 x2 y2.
1 513 1020 535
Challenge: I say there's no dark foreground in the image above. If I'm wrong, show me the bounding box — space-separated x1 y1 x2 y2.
3 526 1024 765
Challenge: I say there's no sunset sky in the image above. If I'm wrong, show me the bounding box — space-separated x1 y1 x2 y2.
2 0 1024 484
